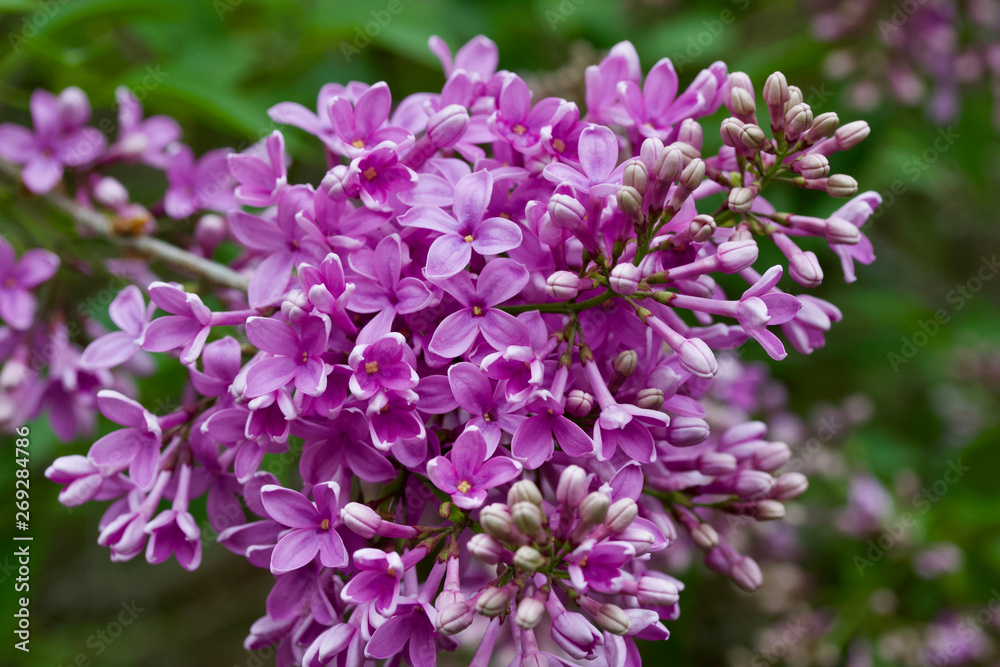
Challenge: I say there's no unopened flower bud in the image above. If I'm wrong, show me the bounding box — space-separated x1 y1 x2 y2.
731 556 763 592
689 214 716 242
636 387 664 410
825 216 861 244
195 214 227 250
546 271 583 299
698 451 737 476
514 545 548 573
691 521 719 550
679 158 706 190
594 603 631 635
579 491 610 525
610 263 641 295
735 470 776 499
480 503 515 541
730 87 756 123
677 119 703 152
796 153 830 180
639 136 664 173
807 111 840 143
789 251 824 288
654 145 685 183
340 502 382 538
667 416 710 447
548 193 587 232
437 602 475 635
762 72 790 108
728 186 755 213
557 465 589 506
784 103 813 139
753 500 786 520
716 239 759 273
605 498 638 533
511 501 543 536
59 86 90 128
623 160 648 195
752 441 792 471
515 595 546 629
508 480 542 507
613 350 638 377
426 104 470 148
720 117 745 149
565 389 594 417
637 576 680 606
835 120 870 150
321 165 353 201
740 123 766 150
476 586 515 617
827 174 858 197
678 338 718 379
93 177 129 208
617 185 643 219
786 85 804 109
469 533 504 564
773 472 809 500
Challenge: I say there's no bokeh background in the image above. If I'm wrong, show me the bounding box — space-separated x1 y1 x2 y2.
1 0 999 665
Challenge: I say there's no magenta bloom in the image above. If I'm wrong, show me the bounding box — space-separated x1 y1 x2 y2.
298 253 357 334
347 141 418 210
428 34 499 81
228 130 288 207
260 481 348 574
87 390 162 490
347 332 419 401
142 282 214 365
339 548 419 616
347 234 433 321
734 267 802 360
81 285 155 369
245 314 331 398
828 192 881 283
489 73 567 155
447 362 523 453
144 465 202 571
164 145 236 218
365 600 442 667
481 345 544 403
512 391 594 469
565 539 635 593
618 58 726 139
106 85 181 168
228 185 327 308
426 426 522 510
399 170 523 279
329 82 412 157
0 88 106 193
0 238 59 330
542 124 624 199
428 258 530 358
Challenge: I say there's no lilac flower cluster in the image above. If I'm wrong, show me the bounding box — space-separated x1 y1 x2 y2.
0 34 883 665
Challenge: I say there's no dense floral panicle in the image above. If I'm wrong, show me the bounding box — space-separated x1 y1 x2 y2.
6 31 886 667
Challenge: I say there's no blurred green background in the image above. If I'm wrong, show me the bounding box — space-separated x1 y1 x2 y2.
0 0 999 665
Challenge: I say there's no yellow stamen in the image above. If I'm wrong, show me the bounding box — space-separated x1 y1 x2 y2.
483 413 491 422
320 518 330 530
301 352 309 363
352 139 365 149
365 361 379 375
457 480 472 494
363 166 378 181
499 212 511 219
552 138 566 153
472 305 484 317
547 408 554 415
463 234 474 243
513 123 527 136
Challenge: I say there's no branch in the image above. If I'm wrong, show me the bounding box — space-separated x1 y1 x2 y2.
0 161 249 292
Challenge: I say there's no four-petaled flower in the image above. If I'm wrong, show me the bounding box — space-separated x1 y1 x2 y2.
260 481 348 574
426 426 522 509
